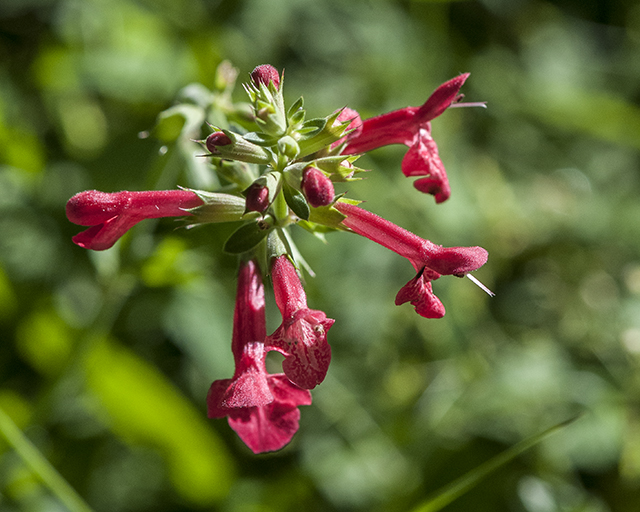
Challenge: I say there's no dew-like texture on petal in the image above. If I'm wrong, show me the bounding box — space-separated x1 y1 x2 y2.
268 256 334 389
267 309 334 389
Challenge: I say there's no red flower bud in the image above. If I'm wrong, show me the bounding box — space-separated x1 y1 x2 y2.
250 64 280 90
301 167 335 208
205 131 232 153
244 183 270 213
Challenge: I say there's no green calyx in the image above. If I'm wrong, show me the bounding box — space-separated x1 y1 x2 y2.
162 62 368 266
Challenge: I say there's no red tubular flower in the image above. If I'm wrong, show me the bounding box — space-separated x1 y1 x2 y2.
334 202 488 318
342 74 471 203
66 189 204 251
266 255 334 389
207 259 312 454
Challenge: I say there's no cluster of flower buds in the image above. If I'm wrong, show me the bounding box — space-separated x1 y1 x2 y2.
66 63 489 453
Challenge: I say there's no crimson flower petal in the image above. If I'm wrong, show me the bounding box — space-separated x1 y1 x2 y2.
267 256 334 389
416 73 469 122
267 308 334 389
395 268 446 319
226 375 311 454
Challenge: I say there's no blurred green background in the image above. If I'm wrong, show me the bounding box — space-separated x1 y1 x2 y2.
1 0 640 510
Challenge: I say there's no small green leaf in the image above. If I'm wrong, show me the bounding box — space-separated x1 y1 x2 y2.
223 220 273 254
287 96 304 117
297 117 326 137
283 180 310 220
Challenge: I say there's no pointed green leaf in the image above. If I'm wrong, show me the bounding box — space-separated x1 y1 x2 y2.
283 179 310 221
287 96 304 117
223 219 273 254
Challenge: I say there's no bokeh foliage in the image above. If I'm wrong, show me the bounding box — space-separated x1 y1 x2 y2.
1 0 640 510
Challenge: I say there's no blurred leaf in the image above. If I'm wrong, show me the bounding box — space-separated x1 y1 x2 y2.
84 337 236 506
0 406 92 512
0 265 17 323
0 391 32 452
16 309 73 377
141 236 199 287
154 104 205 142
524 84 640 150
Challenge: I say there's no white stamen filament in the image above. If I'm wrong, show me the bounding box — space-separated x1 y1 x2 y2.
466 274 495 297
449 101 487 109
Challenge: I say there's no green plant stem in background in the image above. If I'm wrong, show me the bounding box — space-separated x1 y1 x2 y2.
412 415 582 512
0 406 93 512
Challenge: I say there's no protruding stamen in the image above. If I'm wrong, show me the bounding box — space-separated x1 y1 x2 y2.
466 274 495 297
449 101 487 109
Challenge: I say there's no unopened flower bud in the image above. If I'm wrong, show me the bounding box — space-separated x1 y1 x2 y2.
244 183 270 213
206 131 232 153
251 64 280 90
302 167 335 208
205 130 273 165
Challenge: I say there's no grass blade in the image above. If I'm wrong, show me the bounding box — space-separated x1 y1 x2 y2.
411 415 581 512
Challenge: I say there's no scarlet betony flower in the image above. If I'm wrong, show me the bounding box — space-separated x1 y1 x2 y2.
207 259 311 454
65 62 490 453
342 74 483 204
266 255 334 389
334 201 488 318
66 189 204 251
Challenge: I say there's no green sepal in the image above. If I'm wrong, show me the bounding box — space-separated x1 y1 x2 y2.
307 202 348 230
296 109 352 158
287 97 306 129
243 131 280 147
315 155 367 182
210 129 274 165
244 76 287 137
223 217 274 254
287 96 304 118
215 160 259 189
283 179 310 221
184 189 247 225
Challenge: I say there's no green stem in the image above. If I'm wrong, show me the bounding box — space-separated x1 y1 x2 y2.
0 406 93 512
